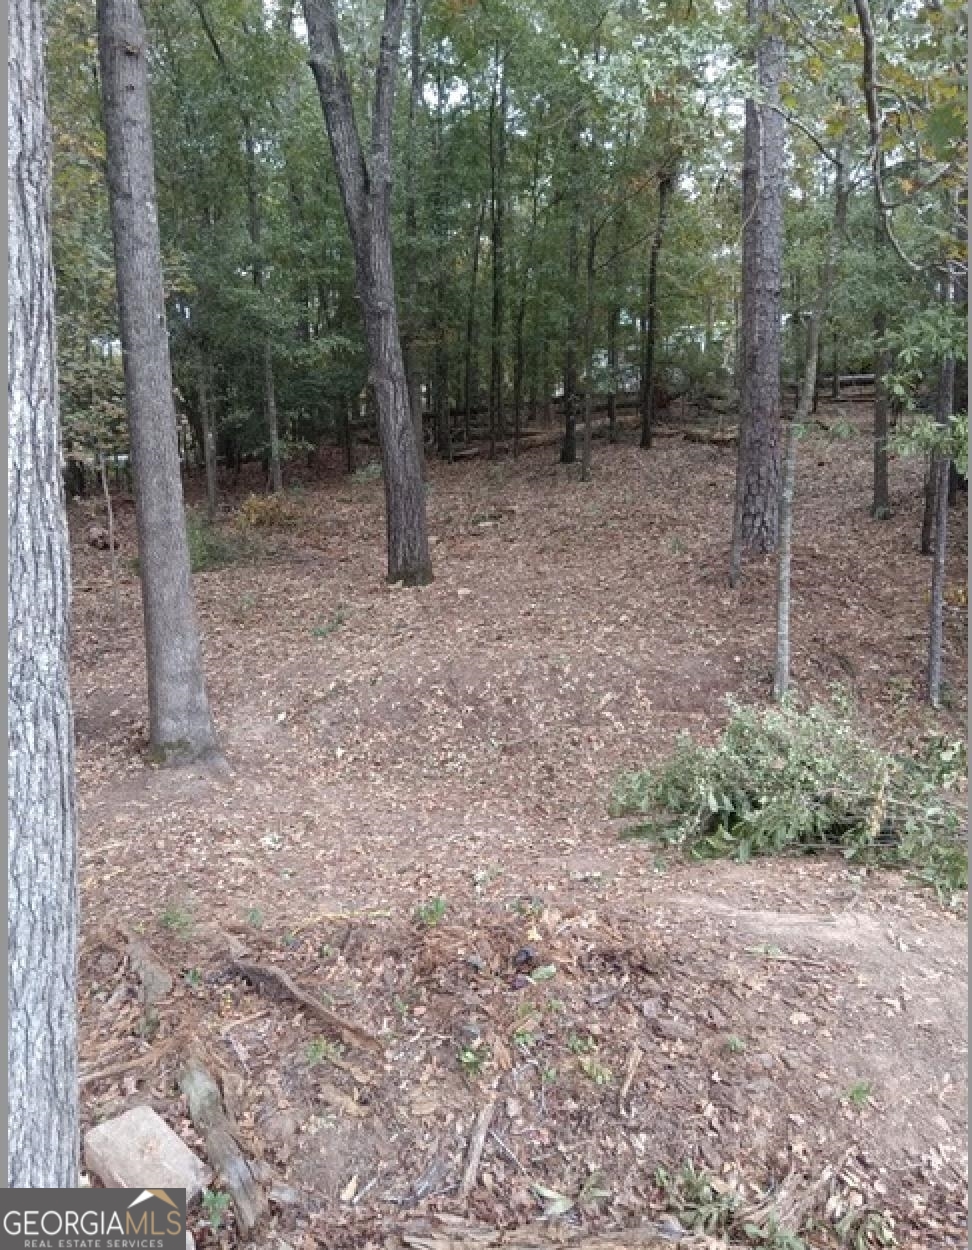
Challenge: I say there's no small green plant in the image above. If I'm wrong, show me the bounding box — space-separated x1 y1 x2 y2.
655 1161 740 1235
312 606 348 639
458 1039 490 1078
201 1188 232 1230
578 1055 613 1085
352 461 383 483
244 906 264 929
843 1080 873 1108
567 1032 597 1055
725 1033 747 1054
306 1038 343 1066
414 896 448 927
160 902 193 936
185 510 243 572
513 1027 537 1051
318 943 334 961
182 968 203 989
835 1208 896 1248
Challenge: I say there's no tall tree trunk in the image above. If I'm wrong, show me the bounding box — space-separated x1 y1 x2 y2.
432 57 451 461
830 328 840 399
927 353 954 707
98 0 218 760
773 422 797 700
560 119 583 465
402 0 425 472
730 0 785 585
488 49 508 455
304 0 432 585
580 214 597 482
198 354 218 522
871 308 892 518
463 196 487 443
8 0 80 1187
513 132 542 458
774 149 848 699
639 170 674 450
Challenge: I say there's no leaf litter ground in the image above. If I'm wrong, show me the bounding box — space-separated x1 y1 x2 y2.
71 401 967 1248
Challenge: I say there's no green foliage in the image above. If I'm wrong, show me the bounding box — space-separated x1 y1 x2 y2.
891 410 968 477
613 699 967 897
655 1161 741 1235
185 510 245 573
306 1038 343 1066
200 1189 231 1230
352 461 384 483
457 1038 490 1077
414 897 448 927
159 902 193 936
843 1079 874 1108
312 607 348 639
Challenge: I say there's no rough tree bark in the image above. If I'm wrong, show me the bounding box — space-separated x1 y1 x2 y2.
432 57 451 461
98 0 218 762
927 354 954 707
513 131 543 457
775 150 848 699
463 196 487 444
871 306 892 519
488 48 508 456
8 0 80 1187
639 170 674 450
560 118 583 465
198 351 219 523
402 0 426 471
580 214 597 482
729 0 785 585
303 0 432 585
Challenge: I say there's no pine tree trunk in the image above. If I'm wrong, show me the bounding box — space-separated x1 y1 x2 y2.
199 356 219 523
264 340 283 493
8 0 80 1188
488 50 508 454
730 0 785 583
560 121 583 466
639 171 674 450
402 0 425 474
580 214 597 483
773 150 848 693
921 459 937 555
871 310 892 519
774 421 797 699
432 58 451 461
305 0 431 585
927 351 955 707
463 196 486 443
98 0 217 762
513 133 542 458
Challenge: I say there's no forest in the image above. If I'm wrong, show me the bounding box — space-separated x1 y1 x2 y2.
7 0 968 1246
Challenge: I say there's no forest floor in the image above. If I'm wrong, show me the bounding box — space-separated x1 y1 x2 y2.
71 397 967 1250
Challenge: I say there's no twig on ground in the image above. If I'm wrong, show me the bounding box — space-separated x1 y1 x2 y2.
458 1100 498 1199
231 958 382 1053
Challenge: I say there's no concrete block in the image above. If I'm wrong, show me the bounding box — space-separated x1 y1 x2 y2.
84 1105 212 1201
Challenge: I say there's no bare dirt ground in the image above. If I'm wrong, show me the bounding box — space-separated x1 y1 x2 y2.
72 401 968 1249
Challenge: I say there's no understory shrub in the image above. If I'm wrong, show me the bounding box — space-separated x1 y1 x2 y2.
186 510 247 572
612 698 967 898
